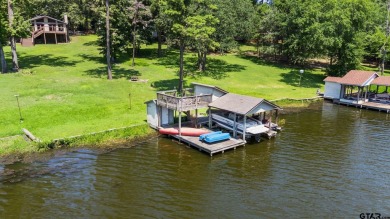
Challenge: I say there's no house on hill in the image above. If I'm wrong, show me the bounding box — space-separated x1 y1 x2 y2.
21 15 69 47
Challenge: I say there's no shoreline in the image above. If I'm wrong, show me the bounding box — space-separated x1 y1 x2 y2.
0 99 323 164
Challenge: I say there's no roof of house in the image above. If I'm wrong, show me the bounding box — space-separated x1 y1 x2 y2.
337 70 378 86
323 76 342 83
30 15 66 24
191 82 228 94
208 93 280 115
371 76 390 86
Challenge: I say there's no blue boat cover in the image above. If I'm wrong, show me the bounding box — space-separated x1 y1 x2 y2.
204 133 231 143
199 131 222 141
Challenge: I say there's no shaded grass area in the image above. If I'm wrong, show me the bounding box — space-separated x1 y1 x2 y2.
1 35 326 154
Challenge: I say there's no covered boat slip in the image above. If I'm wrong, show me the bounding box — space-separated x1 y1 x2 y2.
324 70 390 113
208 93 281 141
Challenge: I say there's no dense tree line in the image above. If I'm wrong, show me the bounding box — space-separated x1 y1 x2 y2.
1 0 389 82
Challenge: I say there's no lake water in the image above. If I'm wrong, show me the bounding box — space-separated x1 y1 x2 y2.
1 102 389 218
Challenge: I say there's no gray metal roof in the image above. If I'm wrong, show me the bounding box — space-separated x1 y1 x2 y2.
30 15 66 24
191 82 228 94
208 93 280 115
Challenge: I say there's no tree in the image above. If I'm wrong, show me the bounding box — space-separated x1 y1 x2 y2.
97 0 133 61
161 0 219 92
128 0 152 67
8 0 19 71
187 15 218 71
3 0 29 72
160 0 191 93
253 2 279 58
380 0 390 75
106 0 112 80
270 0 331 64
326 0 378 76
212 0 256 54
0 0 7 73
186 1 218 71
151 0 169 57
67 0 100 32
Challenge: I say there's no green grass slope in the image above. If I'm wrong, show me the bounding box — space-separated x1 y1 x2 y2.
0 35 325 143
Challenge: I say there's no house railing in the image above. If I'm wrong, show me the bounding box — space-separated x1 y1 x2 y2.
156 91 212 112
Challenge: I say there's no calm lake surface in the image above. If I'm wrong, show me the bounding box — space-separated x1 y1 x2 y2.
1 102 389 218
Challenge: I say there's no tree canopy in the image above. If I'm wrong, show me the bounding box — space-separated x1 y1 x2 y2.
0 0 389 77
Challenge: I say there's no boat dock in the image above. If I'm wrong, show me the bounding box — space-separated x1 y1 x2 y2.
171 133 246 156
333 99 390 113
146 83 282 156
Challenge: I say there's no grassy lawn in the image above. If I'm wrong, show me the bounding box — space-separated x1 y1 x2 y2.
0 35 326 152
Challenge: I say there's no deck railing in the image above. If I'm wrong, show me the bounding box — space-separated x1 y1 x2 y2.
157 91 212 112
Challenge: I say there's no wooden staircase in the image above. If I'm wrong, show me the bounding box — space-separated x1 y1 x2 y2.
32 28 44 38
21 28 45 47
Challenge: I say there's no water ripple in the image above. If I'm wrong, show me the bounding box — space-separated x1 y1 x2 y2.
1 102 390 218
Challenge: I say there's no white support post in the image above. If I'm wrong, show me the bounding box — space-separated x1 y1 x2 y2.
195 108 198 128
157 106 161 127
208 107 212 128
243 115 246 141
364 86 368 101
179 111 182 136
233 113 237 138
357 87 361 102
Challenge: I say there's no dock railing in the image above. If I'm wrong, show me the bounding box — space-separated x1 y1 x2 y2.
157 90 212 112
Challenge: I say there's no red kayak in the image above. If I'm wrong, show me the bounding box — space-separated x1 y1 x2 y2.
159 128 210 137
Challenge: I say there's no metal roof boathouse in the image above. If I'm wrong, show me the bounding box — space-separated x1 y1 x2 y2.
323 70 390 113
146 83 282 156
208 93 281 140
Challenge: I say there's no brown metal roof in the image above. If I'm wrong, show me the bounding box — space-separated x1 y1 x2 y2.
371 76 390 86
337 70 378 86
208 93 280 115
324 76 342 83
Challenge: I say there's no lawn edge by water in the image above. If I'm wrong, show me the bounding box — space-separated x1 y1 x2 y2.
0 124 156 160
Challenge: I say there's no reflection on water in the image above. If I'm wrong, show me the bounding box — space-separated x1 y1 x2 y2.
0 102 389 218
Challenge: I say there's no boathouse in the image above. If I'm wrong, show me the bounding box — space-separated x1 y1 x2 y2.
323 70 390 113
145 83 225 129
192 82 228 101
208 93 281 141
21 15 69 46
146 83 282 155
323 77 342 99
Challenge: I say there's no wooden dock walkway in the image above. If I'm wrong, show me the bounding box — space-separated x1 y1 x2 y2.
161 121 247 156
171 134 246 156
333 99 390 113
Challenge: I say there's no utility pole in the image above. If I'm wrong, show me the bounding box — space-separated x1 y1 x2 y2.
380 0 390 76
